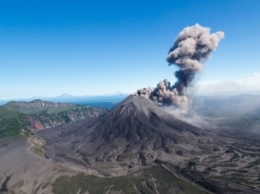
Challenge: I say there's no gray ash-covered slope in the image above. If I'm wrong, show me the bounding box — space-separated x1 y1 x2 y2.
39 95 216 172
39 95 260 193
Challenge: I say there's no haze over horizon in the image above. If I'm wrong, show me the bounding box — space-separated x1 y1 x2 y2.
1 0 260 99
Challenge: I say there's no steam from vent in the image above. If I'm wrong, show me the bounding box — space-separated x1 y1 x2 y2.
136 24 224 107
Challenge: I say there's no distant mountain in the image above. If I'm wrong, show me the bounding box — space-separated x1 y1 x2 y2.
0 94 128 109
57 93 74 98
0 99 106 138
5 99 75 114
38 95 260 194
45 94 128 109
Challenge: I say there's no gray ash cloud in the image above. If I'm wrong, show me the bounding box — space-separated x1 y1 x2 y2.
136 24 224 107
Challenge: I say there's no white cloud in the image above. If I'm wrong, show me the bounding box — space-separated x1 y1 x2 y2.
195 72 260 95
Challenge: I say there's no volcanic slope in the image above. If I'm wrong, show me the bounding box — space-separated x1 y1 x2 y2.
40 95 214 170
39 95 260 194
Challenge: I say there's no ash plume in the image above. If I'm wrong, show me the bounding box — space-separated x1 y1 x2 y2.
136 24 224 107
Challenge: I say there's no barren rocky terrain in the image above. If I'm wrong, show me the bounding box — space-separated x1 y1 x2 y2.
0 95 259 193
37 95 260 193
0 139 78 194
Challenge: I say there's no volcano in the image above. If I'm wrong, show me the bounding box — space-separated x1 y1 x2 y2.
39 95 214 170
38 95 260 193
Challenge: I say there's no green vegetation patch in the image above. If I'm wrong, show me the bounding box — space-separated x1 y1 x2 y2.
52 165 209 194
28 136 45 156
0 102 105 139
31 145 45 156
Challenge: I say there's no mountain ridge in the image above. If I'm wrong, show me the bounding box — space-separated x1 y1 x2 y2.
0 99 106 138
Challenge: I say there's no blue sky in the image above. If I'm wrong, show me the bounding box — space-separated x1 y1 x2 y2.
1 0 260 99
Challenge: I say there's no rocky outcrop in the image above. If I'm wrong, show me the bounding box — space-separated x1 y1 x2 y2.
27 106 106 132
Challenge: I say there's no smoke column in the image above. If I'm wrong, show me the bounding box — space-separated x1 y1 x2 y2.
136 24 224 107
